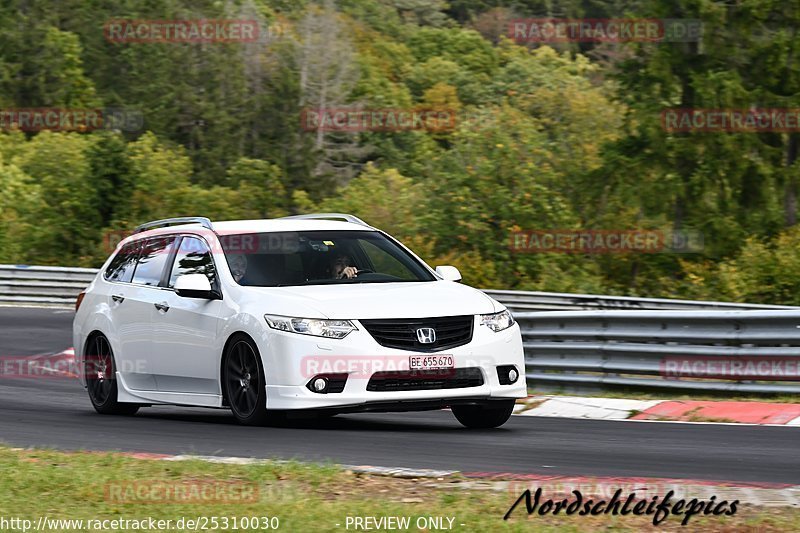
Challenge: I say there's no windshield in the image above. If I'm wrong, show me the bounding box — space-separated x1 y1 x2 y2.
219 230 436 287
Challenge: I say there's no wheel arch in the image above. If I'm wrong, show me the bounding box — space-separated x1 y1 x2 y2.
219 331 260 406
78 329 108 387
82 329 106 354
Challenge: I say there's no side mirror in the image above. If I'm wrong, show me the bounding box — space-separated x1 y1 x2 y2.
435 265 462 282
174 274 220 299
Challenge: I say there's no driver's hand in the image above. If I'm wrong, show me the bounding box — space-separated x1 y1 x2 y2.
338 266 358 279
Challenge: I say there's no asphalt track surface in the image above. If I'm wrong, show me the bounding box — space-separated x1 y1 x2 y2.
1 307 799 484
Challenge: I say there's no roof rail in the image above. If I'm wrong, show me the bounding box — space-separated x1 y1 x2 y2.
279 213 371 227
134 216 214 234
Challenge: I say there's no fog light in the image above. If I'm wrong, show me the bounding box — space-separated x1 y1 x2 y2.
508 368 519 383
313 378 328 392
497 365 519 385
306 374 347 394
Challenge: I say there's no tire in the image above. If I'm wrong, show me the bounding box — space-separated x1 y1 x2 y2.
222 334 272 426
452 400 515 429
85 335 139 416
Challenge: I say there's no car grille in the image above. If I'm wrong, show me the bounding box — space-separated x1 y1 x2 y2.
360 315 474 352
366 368 484 392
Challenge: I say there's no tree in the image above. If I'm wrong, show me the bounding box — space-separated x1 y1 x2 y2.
317 163 428 240
0 21 98 108
13 132 100 264
118 132 195 225
226 157 287 218
87 132 134 228
293 4 364 185
0 155 46 263
681 227 800 305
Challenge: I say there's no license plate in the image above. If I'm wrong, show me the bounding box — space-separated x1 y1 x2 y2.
409 355 454 371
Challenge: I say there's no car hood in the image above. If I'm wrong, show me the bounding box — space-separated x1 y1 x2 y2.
242 281 500 319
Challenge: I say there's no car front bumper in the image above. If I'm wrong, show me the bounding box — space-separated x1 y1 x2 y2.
261 318 526 411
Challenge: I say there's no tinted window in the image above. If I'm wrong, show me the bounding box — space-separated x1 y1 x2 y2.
131 236 176 286
361 239 417 280
219 230 435 287
168 236 216 287
104 242 139 283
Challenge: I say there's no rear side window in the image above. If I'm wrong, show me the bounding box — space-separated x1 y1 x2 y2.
104 242 139 283
168 236 216 287
131 236 176 286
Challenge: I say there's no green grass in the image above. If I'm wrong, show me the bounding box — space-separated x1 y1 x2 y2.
0 446 798 532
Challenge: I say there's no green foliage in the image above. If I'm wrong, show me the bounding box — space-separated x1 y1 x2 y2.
226 157 287 219
33 27 99 107
0 0 798 304
406 27 498 75
0 21 98 107
13 132 100 264
87 133 134 228
122 132 194 223
317 164 427 240
0 156 46 263
681 228 800 305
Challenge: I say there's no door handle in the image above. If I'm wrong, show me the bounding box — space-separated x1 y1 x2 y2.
154 302 170 313
111 294 125 303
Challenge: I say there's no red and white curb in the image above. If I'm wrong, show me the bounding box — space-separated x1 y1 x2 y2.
514 396 660 420
514 395 800 426
10 347 78 378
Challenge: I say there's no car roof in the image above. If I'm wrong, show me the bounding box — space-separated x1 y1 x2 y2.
212 218 374 234
122 218 376 246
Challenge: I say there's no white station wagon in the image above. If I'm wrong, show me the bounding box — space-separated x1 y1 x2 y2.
73 214 526 428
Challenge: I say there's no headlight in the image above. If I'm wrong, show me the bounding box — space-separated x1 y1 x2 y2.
480 310 515 332
264 314 356 339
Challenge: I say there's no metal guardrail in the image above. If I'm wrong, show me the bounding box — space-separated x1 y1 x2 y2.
517 310 800 393
3 265 799 393
0 265 97 306
482 289 796 311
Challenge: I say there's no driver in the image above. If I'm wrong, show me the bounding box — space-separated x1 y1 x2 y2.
329 252 358 279
228 254 248 283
